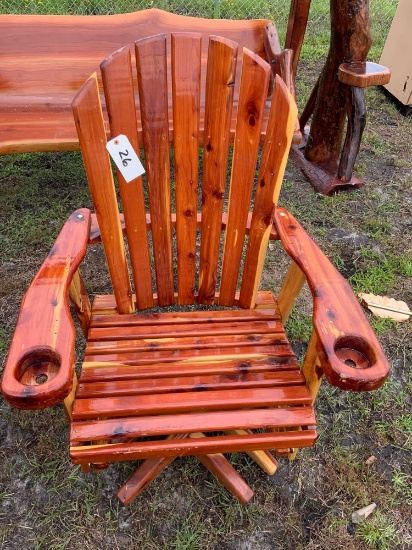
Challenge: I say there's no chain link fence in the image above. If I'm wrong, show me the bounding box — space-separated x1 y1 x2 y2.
0 0 398 50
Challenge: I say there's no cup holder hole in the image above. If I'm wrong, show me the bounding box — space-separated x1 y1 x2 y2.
17 350 61 386
334 336 376 370
35 374 49 385
335 348 371 369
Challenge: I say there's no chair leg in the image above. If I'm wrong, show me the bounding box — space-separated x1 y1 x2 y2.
189 433 254 505
288 330 323 461
63 372 78 421
117 432 254 506
117 434 188 505
225 429 279 475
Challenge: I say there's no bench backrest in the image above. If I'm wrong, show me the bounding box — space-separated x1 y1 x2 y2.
72 33 297 312
0 9 272 96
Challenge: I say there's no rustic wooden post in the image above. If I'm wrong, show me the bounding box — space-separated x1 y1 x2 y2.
291 0 390 194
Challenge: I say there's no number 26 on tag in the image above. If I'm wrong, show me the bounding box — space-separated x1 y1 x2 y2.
106 134 145 183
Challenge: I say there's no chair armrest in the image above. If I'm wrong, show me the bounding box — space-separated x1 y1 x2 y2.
1 209 91 410
274 207 390 391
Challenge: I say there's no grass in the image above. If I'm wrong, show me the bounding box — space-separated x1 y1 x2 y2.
356 511 401 549
0 1 411 549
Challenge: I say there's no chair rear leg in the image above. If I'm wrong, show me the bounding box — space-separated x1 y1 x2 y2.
225 429 279 475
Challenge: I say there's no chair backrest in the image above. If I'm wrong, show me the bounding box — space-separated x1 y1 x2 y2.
72 33 297 313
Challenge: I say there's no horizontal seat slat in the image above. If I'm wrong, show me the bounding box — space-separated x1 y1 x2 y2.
70 406 315 442
85 333 288 355
75 370 306 399
84 343 295 366
88 318 283 341
91 290 278 315
91 307 279 327
79 356 300 382
72 386 312 420
70 430 317 463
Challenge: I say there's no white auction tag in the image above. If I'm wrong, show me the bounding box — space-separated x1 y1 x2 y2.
106 134 145 183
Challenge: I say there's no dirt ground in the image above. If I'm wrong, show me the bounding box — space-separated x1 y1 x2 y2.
0 62 411 548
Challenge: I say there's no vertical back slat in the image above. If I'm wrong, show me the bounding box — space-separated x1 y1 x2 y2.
171 33 202 305
100 47 154 310
72 75 134 314
218 49 271 307
135 34 174 307
239 75 297 309
198 36 238 305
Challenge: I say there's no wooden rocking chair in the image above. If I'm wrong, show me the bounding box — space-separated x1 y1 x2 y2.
1 33 390 506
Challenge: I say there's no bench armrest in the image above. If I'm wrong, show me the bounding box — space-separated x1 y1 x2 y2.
1 209 91 410
274 208 390 391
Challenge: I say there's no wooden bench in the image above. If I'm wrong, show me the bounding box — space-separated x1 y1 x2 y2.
0 6 311 155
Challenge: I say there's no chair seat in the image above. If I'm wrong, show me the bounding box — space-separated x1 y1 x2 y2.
70 291 317 466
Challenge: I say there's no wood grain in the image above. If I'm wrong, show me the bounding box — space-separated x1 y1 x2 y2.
72 386 312 420
75 370 305 399
172 33 202 305
225 429 279 475
117 434 188 505
135 35 174 306
277 260 306 323
72 75 134 314
84 344 295 367
88 211 279 245
189 432 254 504
91 289 279 314
219 50 271 306
68 269 91 337
80 357 299 382
70 430 317 463
239 76 297 308
338 62 390 88
1 209 90 409
100 46 154 310
88 318 283 340
198 36 238 304
284 0 311 79
0 9 276 155
275 207 391 391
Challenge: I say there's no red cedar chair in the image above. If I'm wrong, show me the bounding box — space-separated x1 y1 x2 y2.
1 33 390 506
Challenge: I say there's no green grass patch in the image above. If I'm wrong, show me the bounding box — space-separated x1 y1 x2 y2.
356 511 401 550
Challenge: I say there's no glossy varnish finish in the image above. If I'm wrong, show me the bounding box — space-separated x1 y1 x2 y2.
2 209 91 409
100 47 154 310
172 33 202 305
135 35 174 306
72 77 134 314
2 29 391 506
69 291 317 463
198 37 237 304
275 208 390 390
239 76 297 309
219 51 271 306
0 8 308 155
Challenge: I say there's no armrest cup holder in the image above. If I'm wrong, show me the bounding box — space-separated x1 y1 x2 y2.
17 348 62 386
317 334 387 392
